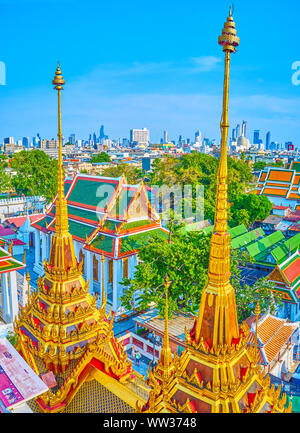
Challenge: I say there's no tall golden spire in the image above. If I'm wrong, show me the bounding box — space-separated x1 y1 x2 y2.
52 63 69 236
46 64 77 273
101 254 106 306
159 276 173 373
148 276 175 389
194 8 240 348
254 302 261 365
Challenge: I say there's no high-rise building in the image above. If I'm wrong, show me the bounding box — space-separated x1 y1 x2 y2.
241 120 247 137
99 125 105 140
195 130 202 143
253 130 260 145
236 124 241 137
68 133 75 145
266 131 271 150
232 128 236 141
4 137 14 144
130 128 149 147
163 130 168 143
22 137 29 148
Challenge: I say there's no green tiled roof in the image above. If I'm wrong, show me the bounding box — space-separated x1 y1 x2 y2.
103 219 121 231
271 233 300 264
67 221 95 239
90 234 114 253
228 224 248 239
291 162 300 173
120 229 169 254
231 228 265 250
246 231 285 261
34 216 53 229
68 179 118 209
67 205 99 223
64 181 72 196
123 220 154 230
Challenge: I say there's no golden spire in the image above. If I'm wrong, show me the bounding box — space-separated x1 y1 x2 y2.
22 249 26 264
254 302 261 365
45 63 77 274
154 276 175 380
194 8 240 348
101 254 106 306
52 63 69 237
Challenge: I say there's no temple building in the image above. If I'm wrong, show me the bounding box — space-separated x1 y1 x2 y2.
31 174 168 317
13 65 148 413
138 8 292 413
246 313 298 380
256 162 300 209
268 251 300 321
0 243 25 323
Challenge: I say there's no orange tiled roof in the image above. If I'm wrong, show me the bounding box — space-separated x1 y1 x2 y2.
264 324 296 363
260 172 267 182
247 314 298 365
256 316 284 344
268 170 293 182
282 257 300 284
263 188 288 196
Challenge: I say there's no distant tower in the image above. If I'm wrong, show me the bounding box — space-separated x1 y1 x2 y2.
253 130 260 145
163 130 168 143
236 124 241 137
99 125 105 140
266 131 271 150
195 130 202 143
242 120 247 137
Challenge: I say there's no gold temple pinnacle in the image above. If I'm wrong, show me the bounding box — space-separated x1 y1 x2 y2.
194 7 240 348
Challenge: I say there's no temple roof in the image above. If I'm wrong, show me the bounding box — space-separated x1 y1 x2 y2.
247 313 298 365
0 247 25 274
32 174 167 257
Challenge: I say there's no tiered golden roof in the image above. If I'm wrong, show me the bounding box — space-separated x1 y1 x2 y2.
139 8 292 414
13 65 137 413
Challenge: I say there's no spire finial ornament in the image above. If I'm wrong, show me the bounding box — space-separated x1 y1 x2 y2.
52 64 68 237
101 255 106 306
254 302 261 365
194 9 240 348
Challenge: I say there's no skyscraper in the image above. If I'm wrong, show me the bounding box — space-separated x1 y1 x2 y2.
68 133 75 145
253 130 260 145
130 128 149 147
236 124 241 137
241 120 247 137
99 125 105 140
22 137 29 148
163 130 168 143
266 131 271 150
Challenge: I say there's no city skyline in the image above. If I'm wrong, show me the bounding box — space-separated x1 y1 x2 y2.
1 0 300 143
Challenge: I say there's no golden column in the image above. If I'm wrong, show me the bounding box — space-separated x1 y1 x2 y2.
195 7 240 348
52 64 69 237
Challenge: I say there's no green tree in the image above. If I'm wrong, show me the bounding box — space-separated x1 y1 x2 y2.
253 161 267 171
231 194 272 227
91 152 111 163
6 331 18 346
0 165 12 192
10 150 58 203
149 153 254 224
120 230 282 322
102 164 144 184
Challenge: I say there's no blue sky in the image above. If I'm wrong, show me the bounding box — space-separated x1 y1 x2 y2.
1 0 300 144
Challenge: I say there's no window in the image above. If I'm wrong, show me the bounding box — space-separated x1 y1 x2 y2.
93 255 99 281
108 260 113 283
123 257 128 279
